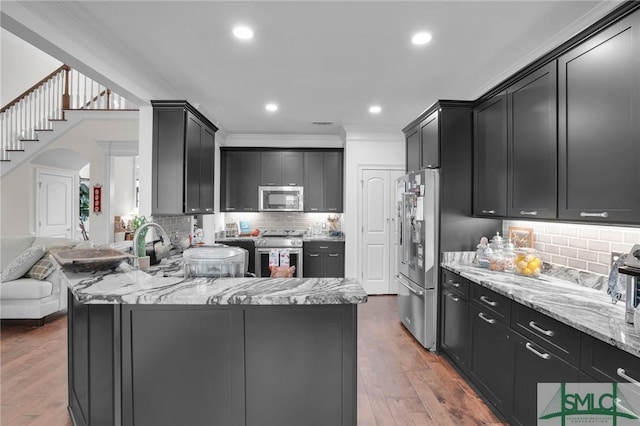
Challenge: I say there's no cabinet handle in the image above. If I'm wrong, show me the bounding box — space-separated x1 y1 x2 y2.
328 208 338 211
525 342 551 360
328 253 339 257
266 183 276 186
190 208 199 212
243 208 254 211
617 368 640 384
520 210 538 216
447 293 460 302
478 312 496 324
481 210 496 215
309 253 320 257
580 211 609 218
319 246 329 249
288 183 297 186
480 295 497 307
310 208 319 211
447 279 461 288
205 208 213 212
227 207 236 211
528 321 554 337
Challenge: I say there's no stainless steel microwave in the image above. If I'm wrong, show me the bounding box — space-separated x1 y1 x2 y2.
258 186 304 211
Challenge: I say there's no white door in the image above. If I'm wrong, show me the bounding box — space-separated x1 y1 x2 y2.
361 169 404 294
37 170 75 238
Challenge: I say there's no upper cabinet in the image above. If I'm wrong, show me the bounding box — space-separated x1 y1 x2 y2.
507 62 557 219
151 101 218 216
473 93 508 217
304 150 343 212
558 11 640 224
404 111 439 172
221 150 260 212
260 151 303 187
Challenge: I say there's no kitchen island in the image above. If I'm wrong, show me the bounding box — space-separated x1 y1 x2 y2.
62 256 367 426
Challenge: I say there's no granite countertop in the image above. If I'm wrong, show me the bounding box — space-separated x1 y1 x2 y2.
441 252 640 358
62 255 366 306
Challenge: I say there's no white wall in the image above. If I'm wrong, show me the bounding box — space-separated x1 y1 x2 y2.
111 156 136 216
343 127 405 279
1 28 62 105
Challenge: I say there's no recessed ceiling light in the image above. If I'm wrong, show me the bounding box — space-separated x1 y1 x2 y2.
411 32 432 45
369 105 382 114
265 103 278 112
233 26 254 40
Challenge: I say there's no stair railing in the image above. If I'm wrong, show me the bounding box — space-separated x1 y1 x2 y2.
1 65 133 161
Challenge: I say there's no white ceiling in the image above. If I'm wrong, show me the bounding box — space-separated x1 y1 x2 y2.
1 0 624 136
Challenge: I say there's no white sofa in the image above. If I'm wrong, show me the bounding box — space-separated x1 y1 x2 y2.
1 236 82 323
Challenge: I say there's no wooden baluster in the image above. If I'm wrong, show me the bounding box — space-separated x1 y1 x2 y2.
106 89 111 109
62 65 70 110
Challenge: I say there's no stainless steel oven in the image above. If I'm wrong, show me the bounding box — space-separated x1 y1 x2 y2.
255 233 304 277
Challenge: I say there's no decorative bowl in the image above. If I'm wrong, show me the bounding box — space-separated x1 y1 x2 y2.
51 248 132 273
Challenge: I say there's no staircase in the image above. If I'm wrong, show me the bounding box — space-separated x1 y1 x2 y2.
0 65 137 176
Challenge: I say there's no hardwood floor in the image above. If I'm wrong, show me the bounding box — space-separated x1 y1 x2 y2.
1 296 505 426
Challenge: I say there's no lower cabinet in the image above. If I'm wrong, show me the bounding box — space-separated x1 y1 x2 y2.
440 270 470 371
468 304 514 417
303 241 345 278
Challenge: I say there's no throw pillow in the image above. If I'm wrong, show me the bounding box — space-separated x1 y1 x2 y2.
269 265 296 278
25 245 70 280
1 246 46 282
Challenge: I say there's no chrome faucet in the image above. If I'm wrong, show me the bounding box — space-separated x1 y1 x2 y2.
132 222 172 267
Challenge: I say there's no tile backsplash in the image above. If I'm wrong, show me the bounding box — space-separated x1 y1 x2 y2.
224 212 342 233
152 215 193 241
503 220 640 276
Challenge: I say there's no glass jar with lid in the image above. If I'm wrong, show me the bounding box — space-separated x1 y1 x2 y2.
514 248 542 277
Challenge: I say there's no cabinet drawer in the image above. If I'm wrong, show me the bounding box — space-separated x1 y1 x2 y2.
511 302 580 366
442 269 470 301
303 241 344 253
581 335 640 383
471 285 511 325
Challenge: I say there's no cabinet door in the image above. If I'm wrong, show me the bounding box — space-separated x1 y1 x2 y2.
185 113 203 214
511 332 579 426
323 252 344 278
420 113 439 169
558 12 640 223
223 151 260 212
282 152 303 186
323 151 343 212
441 288 469 371
304 152 324 212
152 108 185 215
469 305 514 417
405 127 420 173
260 152 282 186
474 94 508 217
303 251 323 277
199 126 216 213
508 62 557 219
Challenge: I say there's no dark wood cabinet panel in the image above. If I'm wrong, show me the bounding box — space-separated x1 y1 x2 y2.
405 127 420 173
151 101 217 216
511 332 580 426
303 241 345 278
304 152 324 212
303 150 343 213
508 62 557 219
441 288 469 371
283 151 304 186
420 113 439 169
580 334 640 383
260 152 282 186
221 150 260 212
260 151 303 186
473 94 508 217
558 12 640 224
323 151 343 212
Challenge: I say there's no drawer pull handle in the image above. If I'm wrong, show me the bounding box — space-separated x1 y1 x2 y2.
310 208 319 211
580 211 609 218
227 207 236 211
529 321 554 337
525 342 551 360
328 253 340 257
478 312 496 324
480 295 497 307
520 210 538 216
319 246 329 249
288 183 297 186
447 293 460 302
244 208 254 211
309 254 320 257
447 280 461 288
481 209 496 215
617 368 640 384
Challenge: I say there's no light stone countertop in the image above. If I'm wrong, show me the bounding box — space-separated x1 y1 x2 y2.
61 255 366 306
442 252 640 358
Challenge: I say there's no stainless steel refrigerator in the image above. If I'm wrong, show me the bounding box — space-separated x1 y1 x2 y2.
395 169 440 350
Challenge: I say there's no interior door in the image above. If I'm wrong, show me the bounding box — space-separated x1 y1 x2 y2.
37 169 75 238
361 168 404 294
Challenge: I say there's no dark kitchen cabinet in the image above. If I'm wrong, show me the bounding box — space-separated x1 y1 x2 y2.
260 151 303 187
580 334 640 383
221 150 260 212
405 127 420 173
473 94 508 218
404 111 439 172
303 241 345 278
508 62 557 219
152 101 218 215
469 285 514 417
440 270 470 371
303 150 343 212
558 11 640 224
